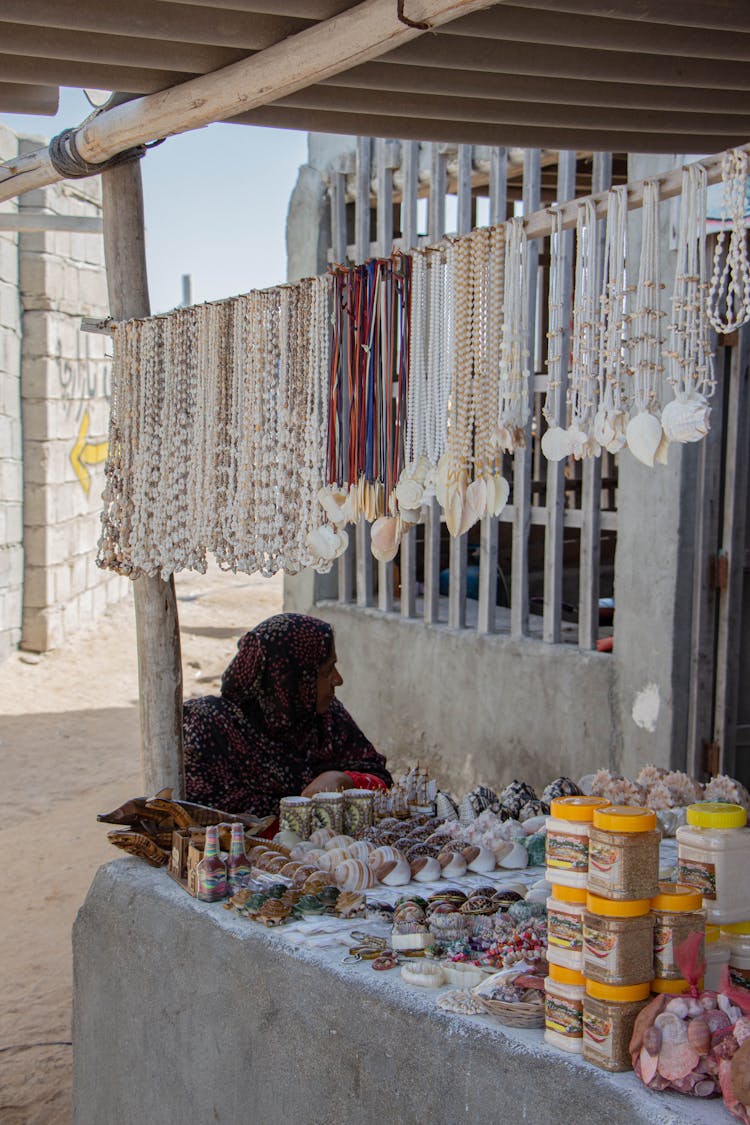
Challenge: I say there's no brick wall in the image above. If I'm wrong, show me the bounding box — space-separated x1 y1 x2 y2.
0 124 23 661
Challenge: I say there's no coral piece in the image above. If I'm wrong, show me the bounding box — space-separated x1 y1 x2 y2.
705 775 750 812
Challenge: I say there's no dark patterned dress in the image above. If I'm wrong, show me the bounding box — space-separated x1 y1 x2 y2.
183 613 391 817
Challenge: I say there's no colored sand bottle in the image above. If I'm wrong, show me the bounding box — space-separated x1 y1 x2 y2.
226 822 250 894
196 824 227 902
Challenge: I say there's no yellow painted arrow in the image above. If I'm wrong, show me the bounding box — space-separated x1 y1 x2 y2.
70 409 108 495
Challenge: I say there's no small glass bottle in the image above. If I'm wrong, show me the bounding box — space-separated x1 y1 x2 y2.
226 822 251 894
196 824 227 902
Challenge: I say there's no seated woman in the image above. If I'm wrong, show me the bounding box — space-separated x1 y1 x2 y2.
183 613 391 817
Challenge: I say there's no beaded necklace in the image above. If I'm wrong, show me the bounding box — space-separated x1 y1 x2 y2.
708 148 750 334
592 185 630 455
493 217 530 453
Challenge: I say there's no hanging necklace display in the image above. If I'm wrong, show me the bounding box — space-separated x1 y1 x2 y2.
707 147 750 334
626 179 666 467
491 217 530 454
566 199 602 459
662 163 714 445
440 234 474 536
593 185 631 455
541 206 570 463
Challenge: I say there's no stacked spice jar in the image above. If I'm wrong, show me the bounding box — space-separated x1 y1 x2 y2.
650 883 705 996
543 797 607 1055
582 806 661 1072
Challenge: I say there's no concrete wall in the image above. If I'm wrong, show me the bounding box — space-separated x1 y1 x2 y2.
0 127 129 658
0 124 23 661
284 138 700 794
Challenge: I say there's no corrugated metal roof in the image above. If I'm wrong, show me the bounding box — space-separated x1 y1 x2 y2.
1 0 749 151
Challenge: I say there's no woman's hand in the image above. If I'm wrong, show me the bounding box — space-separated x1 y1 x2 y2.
301 771 354 796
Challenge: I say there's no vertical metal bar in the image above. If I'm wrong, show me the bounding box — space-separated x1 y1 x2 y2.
489 147 507 227
714 328 750 774
510 149 541 638
400 140 420 619
578 151 612 649
376 138 395 612
543 151 577 644
423 497 442 625
331 166 347 265
448 144 473 630
423 143 447 625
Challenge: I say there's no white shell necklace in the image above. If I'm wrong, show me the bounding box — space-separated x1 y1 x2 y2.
626 180 666 468
708 147 750 334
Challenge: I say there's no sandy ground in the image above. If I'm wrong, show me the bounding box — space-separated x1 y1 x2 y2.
0 564 283 1125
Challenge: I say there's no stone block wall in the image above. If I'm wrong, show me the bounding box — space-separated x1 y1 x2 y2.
0 124 23 661
0 127 129 658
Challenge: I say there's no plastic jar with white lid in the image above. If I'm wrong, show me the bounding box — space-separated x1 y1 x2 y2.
545 796 608 889
721 922 750 990
704 924 730 991
544 964 585 1053
546 884 587 971
676 802 750 925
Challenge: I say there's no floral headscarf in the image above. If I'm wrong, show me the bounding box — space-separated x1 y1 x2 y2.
183 613 390 816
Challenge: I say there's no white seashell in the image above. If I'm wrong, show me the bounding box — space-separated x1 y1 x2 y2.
273 830 301 848
435 453 451 510
438 851 468 878
370 516 402 563
524 888 549 904
458 478 486 535
377 857 412 886
497 841 529 869
488 474 510 518
661 393 711 444
654 430 670 465
306 524 349 561
317 486 351 526
334 858 377 892
593 408 628 454
521 816 547 836
566 425 599 461
290 842 317 861
626 411 663 468
444 474 465 538
541 425 571 462
325 835 353 850
367 846 403 870
466 845 496 873
345 841 372 861
492 841 514 863
309 828 336 845
411 856 442 882
399 507 421 526
395 475 424 511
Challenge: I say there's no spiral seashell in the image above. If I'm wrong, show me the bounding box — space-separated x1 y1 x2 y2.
292 864 319 889
465 845 496 873
345 840 373 861
279 862 302 878
438 851 467 878
302 870 337 895
410 856 443 883
262 854 289 874
334 859 378 892
318 848 349 872
497 841 529 869
289 842 317 861
367 846 403 869
325 835 353 850
309 828 336 846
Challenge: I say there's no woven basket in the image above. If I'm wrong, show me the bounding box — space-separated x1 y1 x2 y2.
475 994 544 1028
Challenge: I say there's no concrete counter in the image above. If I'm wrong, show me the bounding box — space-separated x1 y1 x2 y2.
73 860 730 1125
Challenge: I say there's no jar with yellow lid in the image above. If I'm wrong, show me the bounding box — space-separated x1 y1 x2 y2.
651 976 704 995
721 922 750 990
582 979 651 1071
705 924 730 991
583 892 654 985
546 885 587 971
587 806 660 900
544 964 585 1053
545 796 608 888
651 883 705 981
676 803 750 925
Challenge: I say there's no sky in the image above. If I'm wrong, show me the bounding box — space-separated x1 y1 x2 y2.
0 88 309 313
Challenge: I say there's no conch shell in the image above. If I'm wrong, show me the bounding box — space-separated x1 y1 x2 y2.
626 411 663 468
370 516 402 563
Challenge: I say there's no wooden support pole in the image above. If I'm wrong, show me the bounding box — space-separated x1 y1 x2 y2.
101 158 184 796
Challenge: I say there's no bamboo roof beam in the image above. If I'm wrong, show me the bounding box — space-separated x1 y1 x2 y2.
0 0 502 204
